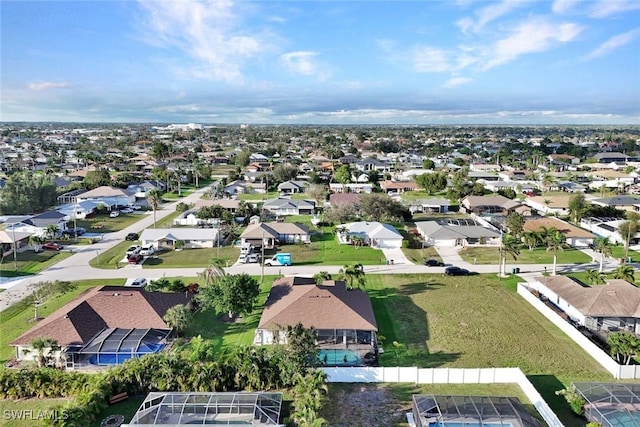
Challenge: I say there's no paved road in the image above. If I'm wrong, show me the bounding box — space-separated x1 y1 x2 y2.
0 187 628 312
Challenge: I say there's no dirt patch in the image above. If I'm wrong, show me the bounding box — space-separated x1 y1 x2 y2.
320 383 408 426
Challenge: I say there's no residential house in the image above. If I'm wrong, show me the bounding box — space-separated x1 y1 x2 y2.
262 198 315 216
405 198 451 214
9 211 68 238
329 193 361 210
240 222 310 248
523 195 574 216
528 276 640 333
11 286 191 368
254 277 378 365
461 195 531 217
380 180 418 194
355 158 392 173
580 217 640 246
76 186 135 208
593 152 629 164
127 180 166 199
523 217 596 248
224 180 267 195
194 198 241 215
591 196 640 213
414 219 501 247
0 230 32 255
337 221 403 248
139 228 221 249
57 200 103 220
277 180 308 195
329 183 373 194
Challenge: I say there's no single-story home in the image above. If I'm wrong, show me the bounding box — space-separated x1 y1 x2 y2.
224 180 266 195
139 228 221 249
240 222 310 248
57 200 104 220
0 230 32 255
591 196 640 213
461 195 531 217
75 186 136 208
11 286 191 368
262 198 315 216
405 198 451 214
254 277 378 366
523 195 574 217
580 217 640 246
277 180 308 195
528 276 640 333
414 220 501 247
337 221 403 248
523 217 596 248
329 183 373 194
380 180 418 194
194 198 241 214
9 211 69 238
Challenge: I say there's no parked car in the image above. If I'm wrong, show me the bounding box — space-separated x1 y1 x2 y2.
127 254 143 264
62 227 86 237
126 245 141 256
423 259 445 267
120 207 134 214
247 253 262 263
42 242 63 251
109 211 120 218
127 278 147 288
125 233 139 241
139 245 155 256
444 266 471 276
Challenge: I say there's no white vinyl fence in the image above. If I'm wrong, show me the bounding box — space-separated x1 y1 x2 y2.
518 283 640 379
321 366 563 427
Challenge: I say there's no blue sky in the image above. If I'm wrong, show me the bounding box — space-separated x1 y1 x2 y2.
1 0 639 124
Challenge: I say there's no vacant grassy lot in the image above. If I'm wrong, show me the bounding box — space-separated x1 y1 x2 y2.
0 250 72 276
76 212 146 233
458 246 591 265
184 276 277 351
283 231 386 265
366 274 608 380
237 192 279 201
143 247 240 269
0 279 125 363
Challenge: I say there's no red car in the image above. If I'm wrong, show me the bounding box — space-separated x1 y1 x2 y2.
42 242 63 251
127 254 144 264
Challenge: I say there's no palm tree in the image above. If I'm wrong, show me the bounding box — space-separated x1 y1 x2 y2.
545 228 565 276
586 269 606 285
24 337 60 368
614 265 636 284
291 370 329 427
44 224 59 240
147 190 162 229
199 257 227 287
523 231 541 251
163 304 193 336
593 236 613 273
608 331 640 365
339 263 365 289
29 235 44 252
499 234 520 276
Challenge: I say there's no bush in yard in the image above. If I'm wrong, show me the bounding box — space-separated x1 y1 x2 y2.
556 386 586 415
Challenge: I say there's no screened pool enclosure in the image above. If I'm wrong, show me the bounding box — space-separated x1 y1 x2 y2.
76 328 170 365
125 392 284 426
574 382 640 427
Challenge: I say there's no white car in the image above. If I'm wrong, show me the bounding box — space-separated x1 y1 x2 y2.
109 211 120 218
127 278 147 288
120 207 134 214
126 245 141 256
139 245 155 256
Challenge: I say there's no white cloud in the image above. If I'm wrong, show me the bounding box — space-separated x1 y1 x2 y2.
443 76 474 88
484 18 583 69
28 81 70 91
551 0 581 14
589 0 640 18
413 47 452 72
136 0 266 83
280 51 330 80
585 29 640 60
456 0 530 34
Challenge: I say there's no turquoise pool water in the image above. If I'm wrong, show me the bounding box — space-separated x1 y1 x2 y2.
600 411 640 427
318 349 361 366
429 423 512 427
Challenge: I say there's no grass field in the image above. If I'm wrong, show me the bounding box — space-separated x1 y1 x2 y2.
0 398 72 427
0 279 125 363
75 212 146 233
283 231 386 265
458 246 591 265
237 192 279 201
143 247 240 269
0 250 72 276
92 395 145 427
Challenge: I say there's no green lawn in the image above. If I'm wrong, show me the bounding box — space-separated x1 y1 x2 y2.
282 231 386 266
143 247 240 269
184 277 277 351
76 213 146 233
88 241 132 269
237 192 280 201
154 211 183 229
609 245 640 263
0 250 72 276
163 185 198 200
0 279 125 363
458 246 591 265
92 395 145 427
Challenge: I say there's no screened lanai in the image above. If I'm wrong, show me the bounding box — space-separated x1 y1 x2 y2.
125 392 284 426
76 328 170 365
411 395 541 427
574 383 640 427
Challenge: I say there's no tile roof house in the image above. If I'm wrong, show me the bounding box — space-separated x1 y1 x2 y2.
262 198 315 216
529 276 640 334
11 286 191 367
277 180 308 195
523 217 596 248
140 228 220 249
415 220 501 247
240 222 310 248
338 221 403 248
254 277 378 364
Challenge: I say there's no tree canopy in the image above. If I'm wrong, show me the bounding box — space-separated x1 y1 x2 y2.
0 172 57 214
197 273 260 319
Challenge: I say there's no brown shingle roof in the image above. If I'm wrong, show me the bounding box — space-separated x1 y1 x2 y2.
523 217 595 238
329 193 361 206
12 286 191 346
258 277 377 331
536 276 640 317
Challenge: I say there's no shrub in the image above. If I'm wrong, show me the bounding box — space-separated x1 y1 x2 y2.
556 386 586 415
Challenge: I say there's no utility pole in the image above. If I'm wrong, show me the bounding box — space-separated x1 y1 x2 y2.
11 225 17 271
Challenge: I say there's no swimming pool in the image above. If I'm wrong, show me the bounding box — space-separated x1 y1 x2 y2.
318 349 361 366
